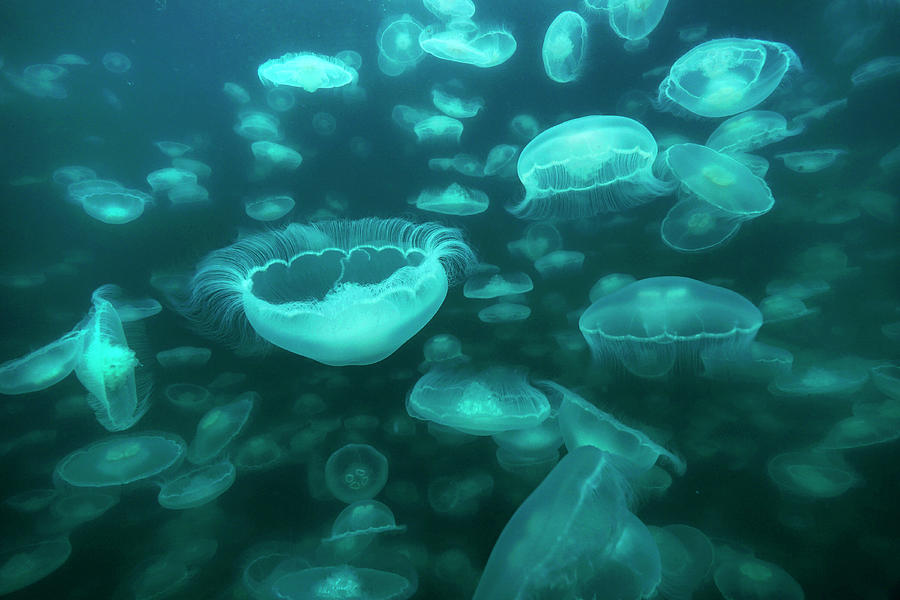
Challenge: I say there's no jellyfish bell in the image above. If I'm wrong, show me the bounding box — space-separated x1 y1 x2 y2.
325 444 389 504
187 392 255 464
604 0 670 41
0 538 72 596
102 51 131 74
0 328 85 395
542 11 588 83
257 52 357 92
706 110 804 155
178 218 474 366
157 460 236 509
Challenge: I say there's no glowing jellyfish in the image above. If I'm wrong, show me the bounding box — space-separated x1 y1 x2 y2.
270 564 415 600
509 114 540 141
648 524 714 600
424 0 475 20
157 460 236 509
464 271 533 299
223 82 250 104
97 284 161 322
265 86 295 112
714 556 803 600
769 364 868 397
419 26 517 68
414 115 463 144
603 0 670 41
818 414 900 450
534 250 584 278
0 538 72 596
473 445 661 600
187 392 255 464
775 149 846 173
49 489 119 528
168 182 209 205
0 328 85 395
579 276 763 378
52 165 96 186
511 115 672 219
542 11 588 83
706 111 803 155
431 86 484 118
102 51 131 74
164 383 212 412
147 167 197 193
478 302 531 323
321 500 406 561
851 55 900 86
657 38 802 118
483 144 519 177
54 431 186 487
589 273 636 302
423 333 465 365
178 218 474 366
155 346 211 369
414 182 488 215
233 110 282 141
54 53 89 66
244 195 295 221
251 141 303 170
767 451 859 498
406 365 550 435
258 52 357 92
325 444 389 503
377 14 425 75
234 435 283 471
154 141 191 158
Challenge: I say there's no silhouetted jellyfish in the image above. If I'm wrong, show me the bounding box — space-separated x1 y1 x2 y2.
775 149 846 173
589 273 636 302
706 111 803 154
542 11 588 83
321 500 406 561
511 115 672 219
414 115 463 144
431 86 484 118
155 346 211 369
325 443 389 504
419 26 517 68
258 52 357 92
414 182 488 215
714 555 803 600
251 141 303 170
406 365 550 435
233 110 282 141
579 277 763 378
377 14 425 75
188 392 255 464
483 144 519 177
102 51 131 74
266 86 295 112
178 218 474 366
157 460 236 509
558 383 685 476
74 285 152 431
534 250 584 278
767 451 859 498
0 328 85 395
851 55 900 86
0 538 72 595
54 431 185 487
648 524 714 600
223 81 250 104
657 38 802 118
271 564 415 600
473 445 661 599
478 302 531 323
312 111 337 136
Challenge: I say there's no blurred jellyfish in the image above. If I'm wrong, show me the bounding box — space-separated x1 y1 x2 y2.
321 500 406 561
424 0 475 20
244 195 295 221
713 555 803 600
377 14 425 76
164 383 213 412
312 111 337 136
414 182 488 215
775 149 846 173
336 50 362 69
258 52 357 92
657 38 802 118
509 114 540 141
542 11 588 83
147 167 197 193
266 86 296 112
431 87 483 120
414 115 463 144
511 115 672 219
589 273 636 302
451 153 484 177
154 141 191 158
155 346 211 369
102 51 131 74
478 302 531 323
178 218 474 366
270 564 415 600
419 26 517 68
700 341 793 383
579 277 763 378
233 110 282 141
534 250 584 278
818 414 900 450
769 363 868 397
464 271 533 298
52 165 96 186
157 460 236 509
648 524 714 600
48 489 119 529
483 144 519 177
423 333 466 365
851 55 900 86
325 444 389 503
767 451 860 498
0 328 85 395
54 53 89 66
706 111 804 154
96 284 161 322
602 0 670 41
251 141 303 170
168 182 209 205
223 81 250 104
428 471 494 516
188 392 255 464
54 432 186 487
0 538 72 596
4 489 58 514
234 435 284 472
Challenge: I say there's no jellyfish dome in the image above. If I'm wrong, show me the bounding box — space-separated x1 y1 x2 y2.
579 276 763 378
157 460 236 509
378 14 425 71
0 328 85 395
325 444 389 503
602 0 670 41
511 115 672 219
187 392 255 464
542 11 588 83
419 26 517 68
270 564 415 600
414 182 488 216
54 431 186 487
102 51 131 74
706 110 804 155
431 86 484 119
257 52 357 92
0 538 72 596
657 38 802 118
179 218 474 366
251 141 303 170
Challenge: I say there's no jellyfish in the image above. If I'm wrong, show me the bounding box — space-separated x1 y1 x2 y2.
155 346 211 369
270 564 415 600
233 110 282 141
0 538 72 596
414 182 488 215
54 431 186 487
759 294 818 323
234 435 284 471
713 555 804 600
223 81 250 104
154 141 191 157
146 167 197 193
177 218 474 366
769 363 868 397
49 489 119 528
473 445 661 599
157 460 236 509
251 141 303 170
706 110 804 155
657 38 802 118
4 489 58 514
648 524 714 600
483 144 519 177
700 341 793 383
321 500 406 561
428 471 494 516
603 0 670 41
0 328 85 395
818 414 900 450
767 451 859 498
312 112 337 136
54 53 89 66
542 11 588 83
52 165 96 186
164 383 213 412
377 14 425 75
168 182 209 205
257 52 357 92
102 51 131 74
589 273 636 302
511 115 673 219
871 364 900 401
478 302 531 324
419 26 517 68
850 55 900 86
491 380 564 467
244 195 295 221
336 50 362 69
579 276 763 378
451 153 484 177
97 284 162 322
431 86 484 118
413 115 463 144
187 392 255 464
265 86 295 112
464 272 533 298
509 114 540 141
324 444 389 504
424 0 475 20
775 149 846 173
534 250 584 278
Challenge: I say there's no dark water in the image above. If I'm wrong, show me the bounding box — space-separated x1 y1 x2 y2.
1 0 899 599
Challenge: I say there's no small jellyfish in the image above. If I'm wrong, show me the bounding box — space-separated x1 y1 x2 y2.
244 195 295 221
157 460 236 509
714 555 803 600
154 141 191 158
164 383 213 412
414 115 463 144
603 0 670 41
431 85 484 118
0 538 72 596
542 11 588 83
533 250 584 278
321 500 406 561
266 86 296 112
325 444 389 504
54 431 186 487
464 271 533 299
483 144 519 177
147 167 198 193
414 182 488 215
257 52 357 92
188 392 255 464
775 149 846 173
233 110 282 141
767 451 859 498
478 302 531 324
706 110 804 155
312 111 337 136
155 346 211 369
589 273 636 302
419 26 517 68
377 14 425 75
223 82 250 104
102 51 131 74
251 141 303 170
509 114 540 141
424 0 475 20
428 471 494 516
234 435 284 471
850 55 900 86
648 524 714 600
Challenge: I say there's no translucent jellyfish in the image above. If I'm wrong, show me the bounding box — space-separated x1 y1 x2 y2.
157 460 236 509
336 50 362 69
423 334 465 365
579 277 763 378
325 444 389 503
251 141 303 170
0 328 85 395
102 51 131 74
769 363 868 397
257 52 357 92
557 383 685 476
49 489 119 528
164 383 213 412
0 538 72 595
223 81 250 104
233 110 282 141
491 380 564 469
264 86 295 112
155 346 211 369
154 141 191 158
377 14 425 75
589 273 636 302
767 451 859 498
52 165 96 186
657 38 802 118
312 112 337 136
451 153 484 177
406 365 550 435
170 158 211 179
509 114 540 141
648 524 714 600
54 53 89 66
759 294 817 323
818 414 900 450
713 555 803 600
4 489 58 513
146 167 197 193
244 195 295 221
428 471 494 516
74 285 153 431
270 564 415 600
850 55 900 86
97 284 162 322
706 111 804 154
419 26 517 68
871 364 900 401
178 218 474 366
168 182 209 205
542 11 588 83
414 115 463 144
478 302 531 324
321 500 406 561
730 152 770 178
187 392 255 464
424 0 475 20
414 182 488 215
54 432 186 487
700 341 793 383
234 435 284 471
483 144 519 177
603 0 670 41
473 445 661 599
464 271 533 299
775 149 846 173
431 86 484 118
511 115 672 219
534 250 584 278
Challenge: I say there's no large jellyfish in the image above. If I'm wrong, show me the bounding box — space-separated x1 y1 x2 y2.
54 432 186 487
257 52 357 92
473 445 661 599
542 11 588 83
0 328 85 395
177 218 474 366
510 115 672 219
0 538 72 595
579 276 763 378
657 38 802 118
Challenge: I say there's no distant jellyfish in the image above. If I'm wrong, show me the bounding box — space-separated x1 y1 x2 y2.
312 111 337 136
233 110 282 141
478 302 531 323
0 538 72 596
616 89 652 119
767 451 859 498
706 111 803 155
509 114 540 141
769 363 868 397
464 271 533 298
775 149 846 173
423 333 465 365
452 153 484 177
244 195 295 221
700 341 793 383
589 273 636 302
534 250 584 278
96 284 161 322
0 328 85 395
54 431 186 487
483 144 519 177
431 86 484 118
414 182 488 215
851 55 900 86
270 564 415 600
234 435 284 471
336 50 362 69
377 14 425 76
223 82 250 104
251 141 303 170
257 52 357 92
102 52 132 74
266 86 296 112
164 383 213 413
48 489 119 528
54 53 89 66
188 392 255 464
154 141 191 158
424 0 475 20
170 159 209 180
542 11 588 83
157 460 236 509
714 555 803 600
428 471 494 516
657 38 802 118
511 115 672 219
4 489 58 514
414 115 463 144
177 218 474 366
604 0 670 41
325 444 389 503
648 524 714 600
52 165 97 186
579 276 763 378
419 26 517 68
321 499 406 561
168 182 209 205
155 346 211 369
818 413 900 450
147 167 197 193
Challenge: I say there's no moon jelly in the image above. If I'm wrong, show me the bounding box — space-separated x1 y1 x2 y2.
542 11 588 83
157 460 236 509
324 444 389 504
187 392 255 464
0 328 85 395
414 182 488 215
102 51 131 74
603 0 670 41
706 111 804 155
54 431 186 487
258 52 357 92
0 538 72 596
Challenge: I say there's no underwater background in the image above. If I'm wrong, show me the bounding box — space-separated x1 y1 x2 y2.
1 0 899 598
